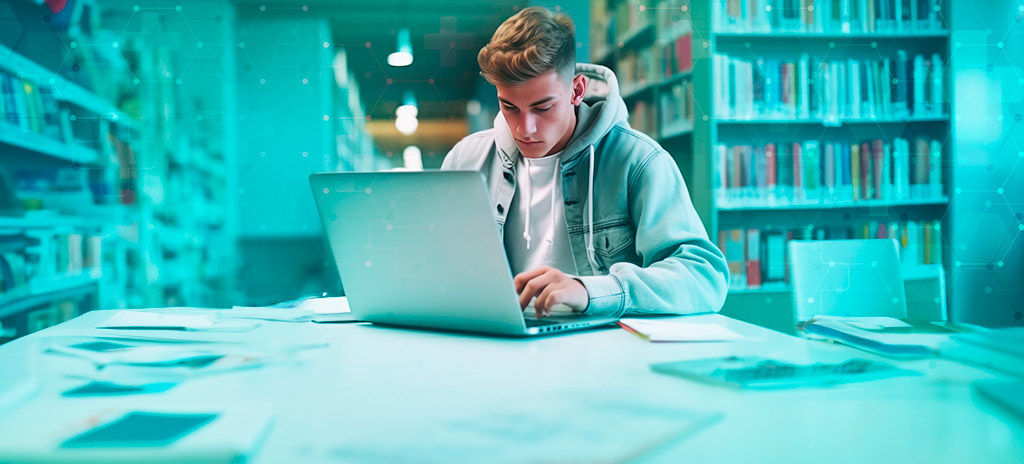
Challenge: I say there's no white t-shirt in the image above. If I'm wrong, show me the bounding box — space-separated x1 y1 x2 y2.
504 152 579 278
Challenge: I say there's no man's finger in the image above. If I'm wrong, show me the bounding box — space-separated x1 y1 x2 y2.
535 284 558 314
514 266 552 293
518 271 558 310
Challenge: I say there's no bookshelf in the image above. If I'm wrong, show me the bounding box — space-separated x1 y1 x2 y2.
592 0 954 327
0 39 142 337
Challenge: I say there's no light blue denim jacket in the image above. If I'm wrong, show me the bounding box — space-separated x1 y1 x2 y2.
442 64 729 317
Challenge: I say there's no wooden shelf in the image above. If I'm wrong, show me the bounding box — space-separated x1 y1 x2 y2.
714 30 951 40
0 273 100 320
717 197 951 212
0 123 100 165
617 22 656 48
728 265 943 295
658 122 694 141
715 115 950 126
0 44 137 131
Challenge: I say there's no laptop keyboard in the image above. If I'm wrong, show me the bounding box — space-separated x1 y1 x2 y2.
524 315 573 327
524 318 563 327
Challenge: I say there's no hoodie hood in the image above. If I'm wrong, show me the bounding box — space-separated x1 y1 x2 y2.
492 63 629 166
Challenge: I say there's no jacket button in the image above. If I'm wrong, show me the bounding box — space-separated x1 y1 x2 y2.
502 171 513 181
497 204 504 214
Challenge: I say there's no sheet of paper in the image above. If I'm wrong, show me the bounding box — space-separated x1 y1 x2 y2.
223 307 315 322
296 296 350 314
336 392 720 463
815 315 913 330
97 311 259 332
619 319 743 342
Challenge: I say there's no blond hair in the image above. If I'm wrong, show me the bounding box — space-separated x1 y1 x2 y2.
477 6 576 86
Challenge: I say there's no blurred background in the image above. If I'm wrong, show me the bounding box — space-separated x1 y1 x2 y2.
0 0 1021 341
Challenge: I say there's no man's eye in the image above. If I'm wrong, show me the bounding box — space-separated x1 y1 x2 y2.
503 105 518 111
535 106 552 112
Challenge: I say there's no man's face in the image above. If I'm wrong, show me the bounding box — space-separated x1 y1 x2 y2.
495 70 584 159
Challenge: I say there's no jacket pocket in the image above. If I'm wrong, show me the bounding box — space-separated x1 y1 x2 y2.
592 224 635 270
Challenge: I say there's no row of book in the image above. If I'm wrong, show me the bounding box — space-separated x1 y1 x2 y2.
713 52 944 120
718 220 942 290
658 80 694 137
659 32 693 79
618 47 658 96
714 137 943 206
712 0 946 34
0 70 74 143
0 232 102 297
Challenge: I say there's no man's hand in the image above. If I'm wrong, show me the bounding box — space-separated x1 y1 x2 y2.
513 266 589 318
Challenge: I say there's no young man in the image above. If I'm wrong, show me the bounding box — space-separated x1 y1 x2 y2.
442 7 729 318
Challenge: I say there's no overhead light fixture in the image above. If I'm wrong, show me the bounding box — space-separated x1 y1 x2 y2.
387 28 413 67
403 146 423 170
396 90 417 118
395 90 418 135
395 116 418 135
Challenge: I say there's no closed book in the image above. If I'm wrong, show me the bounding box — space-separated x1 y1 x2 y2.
764 231 787 282
798 54 810 118
824 143 836 195
861 142 872 200
851 143 861 200
792 142 804 201
714 144 728 202
675 33 692 73
929 139 942 198
721 229 747 290
804 141 820 201
766 143 778 201
872 140 884 199
895 50 909 116
913 54 927 116
746 229 762 288
931 53 943 115
915 138 930 198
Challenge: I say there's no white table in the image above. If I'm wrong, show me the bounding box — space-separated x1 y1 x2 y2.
0 309 1021 463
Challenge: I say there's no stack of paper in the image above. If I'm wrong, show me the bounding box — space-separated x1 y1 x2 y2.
802 317 953 358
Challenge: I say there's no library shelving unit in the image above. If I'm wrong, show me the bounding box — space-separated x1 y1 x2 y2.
592 0 954 331
590 0 696 157
0 42 142 338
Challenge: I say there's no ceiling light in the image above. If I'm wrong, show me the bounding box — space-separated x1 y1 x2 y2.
403 146 423 170
395 115 418 135
387 28 413 67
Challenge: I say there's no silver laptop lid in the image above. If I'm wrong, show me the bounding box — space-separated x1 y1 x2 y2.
310 171 529 335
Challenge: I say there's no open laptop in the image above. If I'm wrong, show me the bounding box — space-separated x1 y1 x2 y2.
309 171 618 336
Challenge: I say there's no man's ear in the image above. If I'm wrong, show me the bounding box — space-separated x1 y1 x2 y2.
570 74 587 106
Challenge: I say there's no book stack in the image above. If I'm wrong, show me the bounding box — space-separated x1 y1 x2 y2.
618 48 658 96
613 0 649 41
0 71 74 144
628 100 657 137
718 220 942 290
658 80 694 135
712 52 945 120
712 0 946 33
714 136 943 207
659 31 692 79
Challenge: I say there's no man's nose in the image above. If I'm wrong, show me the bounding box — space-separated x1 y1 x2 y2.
517 113 537 137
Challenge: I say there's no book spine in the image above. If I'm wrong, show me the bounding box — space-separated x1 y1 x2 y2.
746 229 762 288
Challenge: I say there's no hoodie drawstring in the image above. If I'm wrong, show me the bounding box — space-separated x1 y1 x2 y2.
521 156 562 251
586 145 600 273
522 157 532 250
